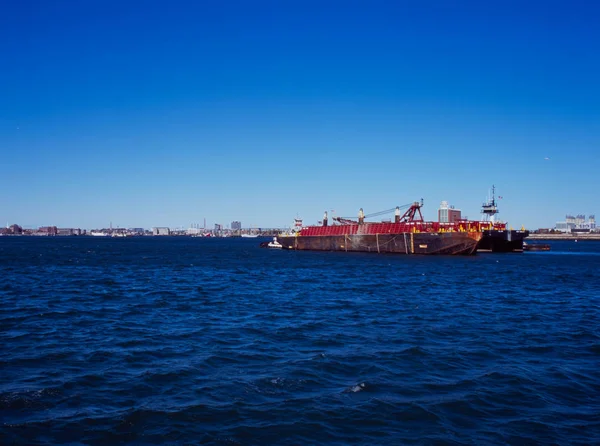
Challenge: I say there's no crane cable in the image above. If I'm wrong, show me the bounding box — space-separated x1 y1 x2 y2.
338 202 413 220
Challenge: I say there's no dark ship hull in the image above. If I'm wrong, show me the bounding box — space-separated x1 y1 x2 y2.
277 232 481 255
478 229 529 253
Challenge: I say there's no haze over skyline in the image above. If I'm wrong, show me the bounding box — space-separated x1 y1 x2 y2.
1 1 598 230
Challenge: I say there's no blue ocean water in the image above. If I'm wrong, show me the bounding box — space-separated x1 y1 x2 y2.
1 237 599 445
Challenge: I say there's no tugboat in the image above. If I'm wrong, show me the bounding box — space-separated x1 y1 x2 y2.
260 236 283 249
271 201 482 255
476 186 529 253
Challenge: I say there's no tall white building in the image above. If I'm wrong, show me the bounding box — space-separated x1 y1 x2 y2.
438 201 462 223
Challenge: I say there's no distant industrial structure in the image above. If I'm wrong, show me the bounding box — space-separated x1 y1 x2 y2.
152 227 171 236
231 221 242 231
186 224 204 236
438 201 462 223
555 214 596 233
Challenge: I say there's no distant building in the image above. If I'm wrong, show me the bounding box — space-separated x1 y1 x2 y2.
555 214 596 233
555 221 573 232
214 223 222 231
231 221 242 231
4 224 23 235
152 227 170 236
438 201 462 223
187 227 201 236
38 226 58 236
57 228 82 236
10 224 23 234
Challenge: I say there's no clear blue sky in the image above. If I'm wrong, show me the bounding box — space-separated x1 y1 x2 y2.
1 0 598 230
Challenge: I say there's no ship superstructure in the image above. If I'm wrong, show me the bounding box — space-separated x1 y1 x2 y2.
481 185 500 224
475 186 529 252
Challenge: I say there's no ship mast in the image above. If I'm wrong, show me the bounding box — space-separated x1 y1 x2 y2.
481 185 499 223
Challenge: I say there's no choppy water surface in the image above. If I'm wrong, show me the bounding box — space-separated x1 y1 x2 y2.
1 237 599 445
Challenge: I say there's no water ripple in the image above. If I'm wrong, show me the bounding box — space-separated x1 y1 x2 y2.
1 237 599 444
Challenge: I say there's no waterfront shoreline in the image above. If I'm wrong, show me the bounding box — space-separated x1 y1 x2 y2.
528 233 600 240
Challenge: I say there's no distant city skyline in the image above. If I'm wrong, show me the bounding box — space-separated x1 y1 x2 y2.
1 1 599 230
7 202 599 232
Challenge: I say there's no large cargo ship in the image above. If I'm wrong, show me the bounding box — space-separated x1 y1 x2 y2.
476 186 529 253
272 201 483 255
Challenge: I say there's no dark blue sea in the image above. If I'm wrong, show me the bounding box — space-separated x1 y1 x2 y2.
1 237 599 445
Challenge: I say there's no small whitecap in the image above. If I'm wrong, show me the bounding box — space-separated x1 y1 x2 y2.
346 382 366 393
353 383 366 392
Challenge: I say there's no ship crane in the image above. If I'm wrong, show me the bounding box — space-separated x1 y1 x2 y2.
332 216 359 225
398 200 425 223
333 201 424 225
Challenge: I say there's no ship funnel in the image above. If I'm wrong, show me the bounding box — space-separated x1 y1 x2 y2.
323 211 328 227
358 208 365 225
395 206 400 223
